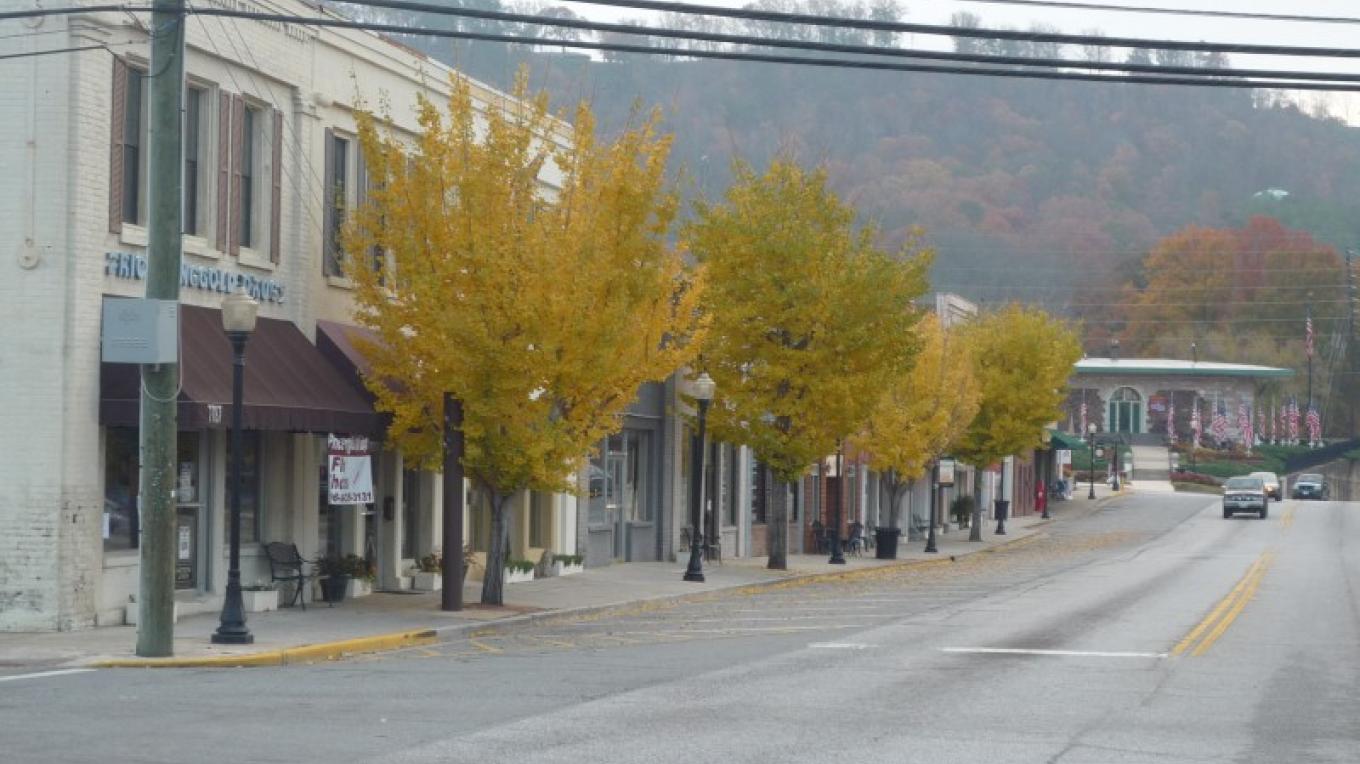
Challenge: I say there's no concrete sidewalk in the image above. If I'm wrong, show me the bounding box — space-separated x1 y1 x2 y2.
0 510 1061 669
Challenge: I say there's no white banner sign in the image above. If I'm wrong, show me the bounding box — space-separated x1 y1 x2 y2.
937 458 956 487
328 434 374 505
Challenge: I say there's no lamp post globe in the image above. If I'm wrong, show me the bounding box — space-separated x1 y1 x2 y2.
214 286 259 645
684 372 715 582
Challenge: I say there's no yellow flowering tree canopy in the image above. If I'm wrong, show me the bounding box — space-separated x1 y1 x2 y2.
687 159 929 567
955 304 1082 470
851 314 979 524
343 75 702 603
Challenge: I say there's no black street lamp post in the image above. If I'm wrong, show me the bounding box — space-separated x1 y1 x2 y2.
829 445 846 565
924 461 939 553
213 287 259 645
684 372 716 583
1087 423 1097 500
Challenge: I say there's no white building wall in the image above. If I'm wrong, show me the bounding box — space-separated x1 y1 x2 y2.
0 1 569 631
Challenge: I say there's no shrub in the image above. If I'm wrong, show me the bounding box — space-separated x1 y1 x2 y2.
1170 470 1221 486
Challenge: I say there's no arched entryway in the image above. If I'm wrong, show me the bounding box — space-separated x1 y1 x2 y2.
1108 387 1143 434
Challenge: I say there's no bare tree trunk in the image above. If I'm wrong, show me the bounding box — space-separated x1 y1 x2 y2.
768 478 788 570
969 465 984 542
480 490 511 605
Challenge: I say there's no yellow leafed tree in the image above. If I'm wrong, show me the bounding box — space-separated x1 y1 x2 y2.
954 304 1082 540
344 75 703 604
851 314 979 529
686 159 930 569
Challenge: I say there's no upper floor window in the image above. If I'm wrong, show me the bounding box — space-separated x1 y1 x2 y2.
323 131 349 277
109 59 147 230
183 86 207 237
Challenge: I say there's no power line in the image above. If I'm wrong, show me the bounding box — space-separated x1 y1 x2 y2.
951 0 1360 26
0 4 148 22
0 44 108 61
182 7 1360 93
317 0 1360 85
445 0 1360 59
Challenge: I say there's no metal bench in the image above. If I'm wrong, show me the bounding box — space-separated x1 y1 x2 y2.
262 542 312 610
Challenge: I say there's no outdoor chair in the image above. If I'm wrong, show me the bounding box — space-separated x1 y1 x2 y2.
263 542 313 610
845 523 865 557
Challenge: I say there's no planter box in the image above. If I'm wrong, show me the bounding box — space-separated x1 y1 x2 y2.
242 589 278 613
551 561 584 577
346 578 373 598
411 571 442 591
504 568 535 584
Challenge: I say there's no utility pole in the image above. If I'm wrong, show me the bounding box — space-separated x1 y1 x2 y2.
442 394 465 611
136 0 186 658
1348 250 1358 437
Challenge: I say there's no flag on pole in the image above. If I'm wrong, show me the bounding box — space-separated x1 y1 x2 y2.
1191 400 1202 448
1079 400 1088 438
1212 400 1229 444
1238 402 1252 452
1269 401 1277 444
1288 397 1301 443
1253 405 1262 446
1167 397 1176 442
1305 312 1315 359
1307 403 1322 446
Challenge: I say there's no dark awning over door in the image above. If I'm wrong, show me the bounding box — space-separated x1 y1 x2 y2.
101 304 383 436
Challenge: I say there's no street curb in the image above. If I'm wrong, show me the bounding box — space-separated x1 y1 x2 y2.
86 514 1076 669
88 628 438 669
431 524 1054 642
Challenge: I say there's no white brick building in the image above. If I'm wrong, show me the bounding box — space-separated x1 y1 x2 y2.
0 0 582 631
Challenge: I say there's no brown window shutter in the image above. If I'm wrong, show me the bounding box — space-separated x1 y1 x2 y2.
322 127 335 276
216 90 231 250
270 108 283 263
109 57 128 233
229 94 245 256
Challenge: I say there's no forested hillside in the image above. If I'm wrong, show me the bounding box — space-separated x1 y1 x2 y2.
349 1 1360 306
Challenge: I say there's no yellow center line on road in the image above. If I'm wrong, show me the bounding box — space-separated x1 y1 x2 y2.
1170 551 1274 658
1282 506 1296 529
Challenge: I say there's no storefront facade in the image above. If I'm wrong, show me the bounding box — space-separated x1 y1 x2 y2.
0 2 570 631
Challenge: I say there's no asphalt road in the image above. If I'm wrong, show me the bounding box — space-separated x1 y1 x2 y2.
3 492 1358 764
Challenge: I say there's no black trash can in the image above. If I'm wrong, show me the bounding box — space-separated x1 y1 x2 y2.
875 527 901 559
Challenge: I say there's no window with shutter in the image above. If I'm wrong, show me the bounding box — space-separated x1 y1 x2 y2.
323 130 349 277
216 90 231 250
270 108 282 263
229 94 245 255
108 58 127 233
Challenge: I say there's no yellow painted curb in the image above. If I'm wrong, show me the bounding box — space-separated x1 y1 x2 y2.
91 628 438 669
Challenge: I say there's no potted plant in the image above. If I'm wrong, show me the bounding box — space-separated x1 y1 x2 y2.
412 550 443 591
504 558 536 584
344 554 377 598
551 553 584 577
241 583 278 613
316 555 350 604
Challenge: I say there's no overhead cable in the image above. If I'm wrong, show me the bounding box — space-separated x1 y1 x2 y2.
399 0 1360 59
184 8 1360 92
309 0 1360 84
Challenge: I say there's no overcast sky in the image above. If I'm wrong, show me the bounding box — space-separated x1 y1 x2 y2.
557 0 1360 121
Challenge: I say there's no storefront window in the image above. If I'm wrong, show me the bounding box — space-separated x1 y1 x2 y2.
724 446 739 527
402 469 419 559
104 428 140 553
529 491 551 548
751 460 769 525
590 430 652 527
226 432 262 544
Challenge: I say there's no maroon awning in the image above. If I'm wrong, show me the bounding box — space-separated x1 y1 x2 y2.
316 319 378 401
101 304 383 436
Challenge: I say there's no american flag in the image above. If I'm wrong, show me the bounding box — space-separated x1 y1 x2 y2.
1079 400 1088 438
1167 397 1176 441
1305 312 1315 359
1238 402 1252 450
1191 401 1202 447
1269 401 1277 444
1307 404 1322 445
1212 400 1229 444
1288 397 1301 443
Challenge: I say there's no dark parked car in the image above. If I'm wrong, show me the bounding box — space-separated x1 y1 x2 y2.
1292 473 1330 500
1223 476 1269 519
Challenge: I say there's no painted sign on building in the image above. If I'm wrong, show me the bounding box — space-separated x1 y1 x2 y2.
104 251 286 304
328 435 373 505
